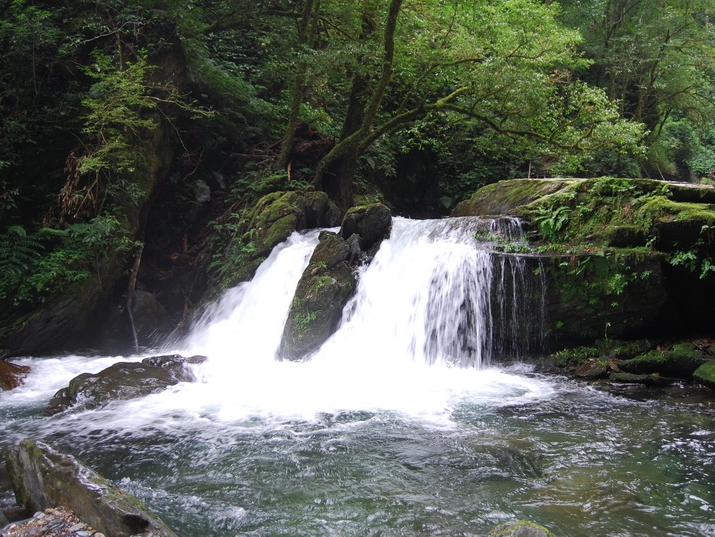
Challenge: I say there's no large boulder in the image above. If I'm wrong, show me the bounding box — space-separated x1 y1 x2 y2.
279 232 358 361
6 439 178 537
456 178 715 344
280 203 392 361
618 344 710 379
46 354 206 415
694 360 715 390
226 190 342 284
340 202 392 255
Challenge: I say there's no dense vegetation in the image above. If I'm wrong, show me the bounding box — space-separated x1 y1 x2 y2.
1 0 714 352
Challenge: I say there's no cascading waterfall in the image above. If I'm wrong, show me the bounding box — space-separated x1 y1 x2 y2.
307 216 545 369
2 217 714 537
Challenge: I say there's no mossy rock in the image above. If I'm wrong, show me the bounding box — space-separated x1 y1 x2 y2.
280 233 357 361
693 360 715 390
247 191 342 258
7 439 178 537
340 203 392 252
488 520 556 537
609 372 680 387
452 178 574 217
619 345 709 379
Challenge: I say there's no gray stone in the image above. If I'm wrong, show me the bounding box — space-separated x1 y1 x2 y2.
6 439 178 537
46 354 206 415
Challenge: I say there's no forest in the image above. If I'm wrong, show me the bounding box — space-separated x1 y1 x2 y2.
1 0 714 353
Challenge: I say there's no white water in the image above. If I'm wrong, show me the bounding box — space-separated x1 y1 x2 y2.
2 217 553 430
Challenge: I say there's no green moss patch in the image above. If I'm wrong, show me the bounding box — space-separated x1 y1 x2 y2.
619 345 709 379
693 360 715 390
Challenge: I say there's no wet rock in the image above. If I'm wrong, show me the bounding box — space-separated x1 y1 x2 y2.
280 233 357 361
280 203 392 361
488 519 556 537
6 439 178 537
609 372 680 387
693 360 715 390
46 354 206 415
574 362 608 379
340 203 392 255
619 344 709 379
0 361 31 391
2 506 96 537
226 190 342 285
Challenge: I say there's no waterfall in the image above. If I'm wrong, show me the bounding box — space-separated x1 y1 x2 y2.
308 216 544 368
184 216 544 370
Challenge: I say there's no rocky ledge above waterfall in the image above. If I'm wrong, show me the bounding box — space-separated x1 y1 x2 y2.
455 178 715 345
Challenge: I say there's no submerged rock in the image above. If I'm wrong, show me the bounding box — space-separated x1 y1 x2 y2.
6 439 178 537
46 354 206 415
488 520 557 537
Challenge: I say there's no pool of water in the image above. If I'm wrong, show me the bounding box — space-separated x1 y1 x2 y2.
2 359 714 537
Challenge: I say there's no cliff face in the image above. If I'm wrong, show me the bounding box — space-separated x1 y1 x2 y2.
455 178 715 344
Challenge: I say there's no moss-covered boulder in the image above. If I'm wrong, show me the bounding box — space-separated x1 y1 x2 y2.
488 520 557 537
280 203 392 361
279 233 358 361
340 202 392 254
452 179 573 217
619 344 709 379
6 439 178 537
226 190 342 285
693 360 715 390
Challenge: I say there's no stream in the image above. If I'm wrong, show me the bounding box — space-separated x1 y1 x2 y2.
1 217 714 536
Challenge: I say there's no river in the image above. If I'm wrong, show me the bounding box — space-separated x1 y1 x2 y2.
1 217 714 536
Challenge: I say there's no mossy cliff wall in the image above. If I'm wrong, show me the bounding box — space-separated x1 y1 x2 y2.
456 178 715 344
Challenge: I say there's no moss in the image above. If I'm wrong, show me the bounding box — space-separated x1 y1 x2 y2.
693 360 715 390
619 345 709 379
453 178 574 216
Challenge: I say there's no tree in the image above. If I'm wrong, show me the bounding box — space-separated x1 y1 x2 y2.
558 0 715 178
280 0 646 207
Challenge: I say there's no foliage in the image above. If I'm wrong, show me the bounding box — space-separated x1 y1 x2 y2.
0 216 135 308
668 225 715 279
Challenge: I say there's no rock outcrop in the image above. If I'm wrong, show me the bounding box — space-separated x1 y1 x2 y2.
280 203 392 361
225 190 342 285
455 178 715 344
6 439 178 537
46 354 206 415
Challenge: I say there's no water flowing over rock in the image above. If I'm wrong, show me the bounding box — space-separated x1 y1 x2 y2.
455 178 715 343
6 439 178 537
46 354 206 415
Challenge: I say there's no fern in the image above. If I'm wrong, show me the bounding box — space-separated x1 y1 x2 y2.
0 226 44 283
